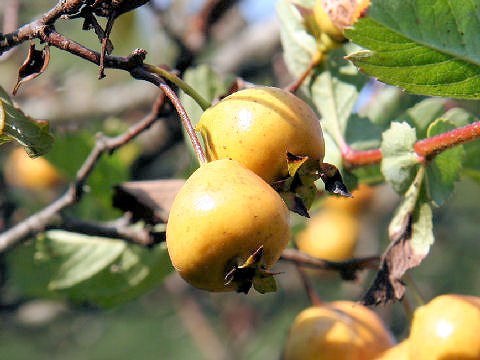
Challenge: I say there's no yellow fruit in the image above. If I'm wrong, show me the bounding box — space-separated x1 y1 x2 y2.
296 209 359 262
166 159 290 293
196 87 325 184
329 301 395 358
324 184 375 215
284 303 393 360
375 340 409 360
409 294 480 360
4 148 61 189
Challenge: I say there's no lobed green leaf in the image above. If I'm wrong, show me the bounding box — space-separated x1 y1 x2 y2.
9 231 173 308
381 122 418 193
425 119 465 207
345 0 480 99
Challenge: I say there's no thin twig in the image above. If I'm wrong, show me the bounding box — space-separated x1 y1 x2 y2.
284 57 321 93
46 215 165 247
295 265 323 306
131 67 207 165
280 248 380 280
144 64 211 111
0 94 166 253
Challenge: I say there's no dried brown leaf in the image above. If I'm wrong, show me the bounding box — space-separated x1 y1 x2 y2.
13 43 50 95
112 179 185 224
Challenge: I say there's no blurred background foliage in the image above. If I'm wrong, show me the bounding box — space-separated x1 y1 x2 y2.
0 1 479 359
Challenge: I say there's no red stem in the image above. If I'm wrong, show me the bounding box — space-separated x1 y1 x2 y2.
414 121 480 158
342 121 480 168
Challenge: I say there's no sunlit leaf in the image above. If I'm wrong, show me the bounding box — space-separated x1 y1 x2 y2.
425 119 465 207
346 0 480 99
0 86 54 156
381 122 418 193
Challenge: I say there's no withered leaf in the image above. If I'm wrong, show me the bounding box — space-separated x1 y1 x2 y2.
362 167 434 305
113 179 185 224
13 43 50 95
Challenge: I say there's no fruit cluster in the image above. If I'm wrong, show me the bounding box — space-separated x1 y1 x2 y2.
167 86 328 293
284 294 480 360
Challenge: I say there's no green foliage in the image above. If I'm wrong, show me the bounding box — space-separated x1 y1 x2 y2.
45 130 138 220
345 0 480 99
0 86 54 156
9 231 173 308
381 122 418 194
425 119 465 207
276 0 318 79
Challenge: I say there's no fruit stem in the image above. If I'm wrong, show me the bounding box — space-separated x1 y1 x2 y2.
284 55 322 93
144 64 211 111
403 272 426 307
295 265 323 306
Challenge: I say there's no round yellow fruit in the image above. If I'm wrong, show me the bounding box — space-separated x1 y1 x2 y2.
4 148 61 189
375 340 409 360
296 209 359 262
196 87 325 184
284 303 393 360
409 294 480 360
166 159 290 292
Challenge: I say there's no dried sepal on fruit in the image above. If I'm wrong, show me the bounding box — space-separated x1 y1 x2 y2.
166 159 290 293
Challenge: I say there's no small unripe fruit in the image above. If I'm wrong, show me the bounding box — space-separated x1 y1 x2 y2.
196 87 325 184
166 159 290 293
409 294 480 360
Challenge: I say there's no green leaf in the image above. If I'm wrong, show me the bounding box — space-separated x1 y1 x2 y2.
443 107 475 128
309 47 367 139
389 166 425 241
411 201 434 255
442 108 480 183
425 119 465 206
276 0 318 79
42 231 126 289
0 86 54 156
345 113 382 150
9 231 173 308
398 98 446 139
45 130 136 220
381 122 418 193
345 0 480 99
253 273 277 294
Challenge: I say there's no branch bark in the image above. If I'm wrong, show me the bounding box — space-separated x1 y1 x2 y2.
280 248 380 280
